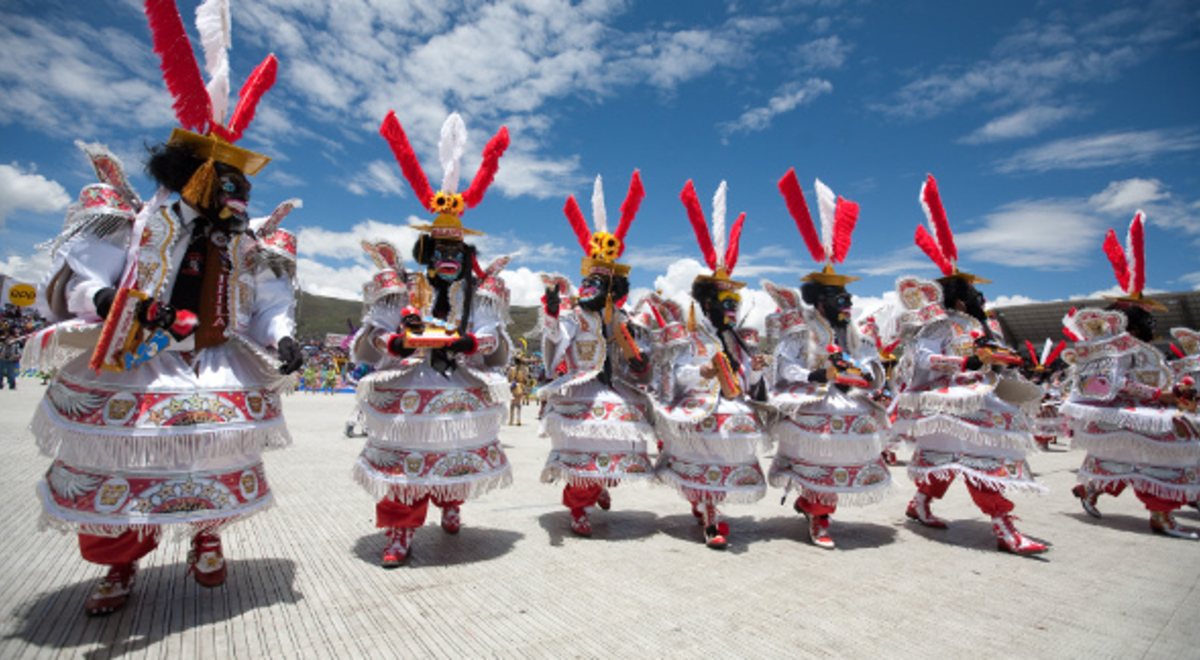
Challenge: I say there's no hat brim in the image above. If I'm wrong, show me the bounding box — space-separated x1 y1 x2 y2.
168 128 270 176
1102 295 1168 312
938 271 992 285
693 273 746 290
580 257 631 278
800 270 861 286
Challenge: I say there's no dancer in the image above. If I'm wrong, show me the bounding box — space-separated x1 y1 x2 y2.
892 175 1047 554
637 180 768 549
763 170 891 549
538 172 655 537
1063 213 1200 538
24 0 303 615
352 111 513 567
1024 339 1068 451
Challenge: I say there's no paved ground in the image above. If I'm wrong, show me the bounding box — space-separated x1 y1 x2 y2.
1 379 1198 659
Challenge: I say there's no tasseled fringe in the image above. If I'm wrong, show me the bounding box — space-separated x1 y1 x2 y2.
359 407 503 447
1067 430 1200 463
37 488 276 542
654 474 767 505
900 415 1040 454
657 426 770 462
541 415 657 444
352 460 513 503
21 322 97 373
771 395 837 417
896 389 990 415
1060 401 1181 436
1077 473 1200 504
32 405 292 468
540 370 604 399
771 422 887 462
181 159 218 209
539 466 655 487
908 464 1048 495
766 475 896 508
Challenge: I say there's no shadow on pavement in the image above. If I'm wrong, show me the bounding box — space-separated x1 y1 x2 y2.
537 509 660 547
352 526 523 568
749 514 901 551
4 558 301 660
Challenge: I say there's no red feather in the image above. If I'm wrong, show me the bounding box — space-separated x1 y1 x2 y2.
831 197 859 263
681 180 717 270
1102 228 1130 292
883 339 902 355
224 54 277 143
144 0 211 133
725 213 745 273
1063 327 1082 342
1129 212 1145 293
777 168 824 263
379 111 434 212
1171 344 1186 359
921 174 957 264
1024 340 1038 366
563 195 593 254
614 170 644 255
463 126 509 209
915 225 953 276
1045 340 1066 365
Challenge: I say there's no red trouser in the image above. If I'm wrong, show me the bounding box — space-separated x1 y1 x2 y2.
563 483 603 512
79 531 159 566
1092 481 1181 513
376 494 463 529
796 495 836 517
917 472 1014 517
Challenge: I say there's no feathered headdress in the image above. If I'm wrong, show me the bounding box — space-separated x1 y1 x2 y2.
379 110 509 241
681 180 746 290
146 0 277 196
1101 211 1167 312
1024 338 1066 371
564 171 644 277
913 174 990 284
778 168 861 287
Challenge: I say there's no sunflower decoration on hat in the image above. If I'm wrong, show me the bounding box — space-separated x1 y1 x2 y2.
912 174 991 285
1101 211 1167 312
564 171 645 279
146 0 279 206
777 168 861 287
379 110 509 243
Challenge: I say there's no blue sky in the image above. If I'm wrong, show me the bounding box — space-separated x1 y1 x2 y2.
1 0 1197 327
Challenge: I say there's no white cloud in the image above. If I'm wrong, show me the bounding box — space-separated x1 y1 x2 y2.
1179 271 1200 290
794 35 851 71
1089 178 1169 213
0 163 71 228
959 105 1082 144
718 78 833 140
988 294 1041 308
346 160 406 198
499 266 547 307
995 129 1200 173
0 250 54 284
954 200 1101 269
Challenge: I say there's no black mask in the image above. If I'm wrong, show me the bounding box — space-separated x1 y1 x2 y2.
817 287 853 328
203 164 251 232
428 240 466 283
578 274 611 312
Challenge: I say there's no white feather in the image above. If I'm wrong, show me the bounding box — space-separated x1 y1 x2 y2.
814 178 836 260
713 181 727 270
1040 338 1053 366
439 113 468 194
196 0 231 125
591 175 607 233
1125 211 1141 294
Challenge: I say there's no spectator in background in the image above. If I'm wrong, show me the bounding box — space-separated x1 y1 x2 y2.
0 328 22 390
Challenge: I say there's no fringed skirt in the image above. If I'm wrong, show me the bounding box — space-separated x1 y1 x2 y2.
539 379 655 487
655 399 767 505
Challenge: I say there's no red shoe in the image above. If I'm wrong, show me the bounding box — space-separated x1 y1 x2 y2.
1072 484 1102 519
596 488 612 511
188 533 226 587
705 522 729 550
441 505 462 535
804 512 835 550
993 514 1048 554
905 492 948 529
570 509 592 537
84 562 137 616
381 527 413 567
1150 511 1200 540
882 450 897 466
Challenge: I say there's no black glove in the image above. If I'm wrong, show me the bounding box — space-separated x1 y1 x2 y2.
964 355 984 371
277 336 304 375
93 287 117 319
543 286 560 317
136 298 177 330
807 369 828 384
628 356 647 373
447 334 477 354
386 334 416 358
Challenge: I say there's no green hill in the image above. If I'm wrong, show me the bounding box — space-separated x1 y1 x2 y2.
295 291 539 342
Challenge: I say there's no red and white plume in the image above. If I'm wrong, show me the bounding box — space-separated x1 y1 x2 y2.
145 0 277 143
681 180 745 276
777 168 859 264
914 174 957 277
563 170 645 258
1102 211 1147 294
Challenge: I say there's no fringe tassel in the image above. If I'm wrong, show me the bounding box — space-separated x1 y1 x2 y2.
908 464 1048 495
1067 429 1200 463
1077 473 1200 504
359 407 503 447
539 466 655 487
32 404 292 468
654 473 767 505
352 459 513 503
766 475 896 508
1060 401 1181 436
896 389 991 415
181 159 218 209
771 421 888 462
897 415 1040 453
541 415 657 444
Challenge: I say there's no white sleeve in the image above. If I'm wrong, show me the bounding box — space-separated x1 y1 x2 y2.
248 269 297 347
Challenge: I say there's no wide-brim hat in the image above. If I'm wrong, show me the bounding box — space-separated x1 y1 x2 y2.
168 128 270 176
937 267 992 286
800 263 861 287
581 256 631 278
411 213 485 241
1103 291 1168 312
694 267 745 291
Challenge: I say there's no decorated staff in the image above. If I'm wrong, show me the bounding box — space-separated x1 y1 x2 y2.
634 180 768 550
538 171 656 537
351 111 513 567
763 170 891 550
23 0 304 616
891 175 1048 554
1063 213 1200 539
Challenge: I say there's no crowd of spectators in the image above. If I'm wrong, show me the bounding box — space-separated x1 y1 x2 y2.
1 304 48 389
